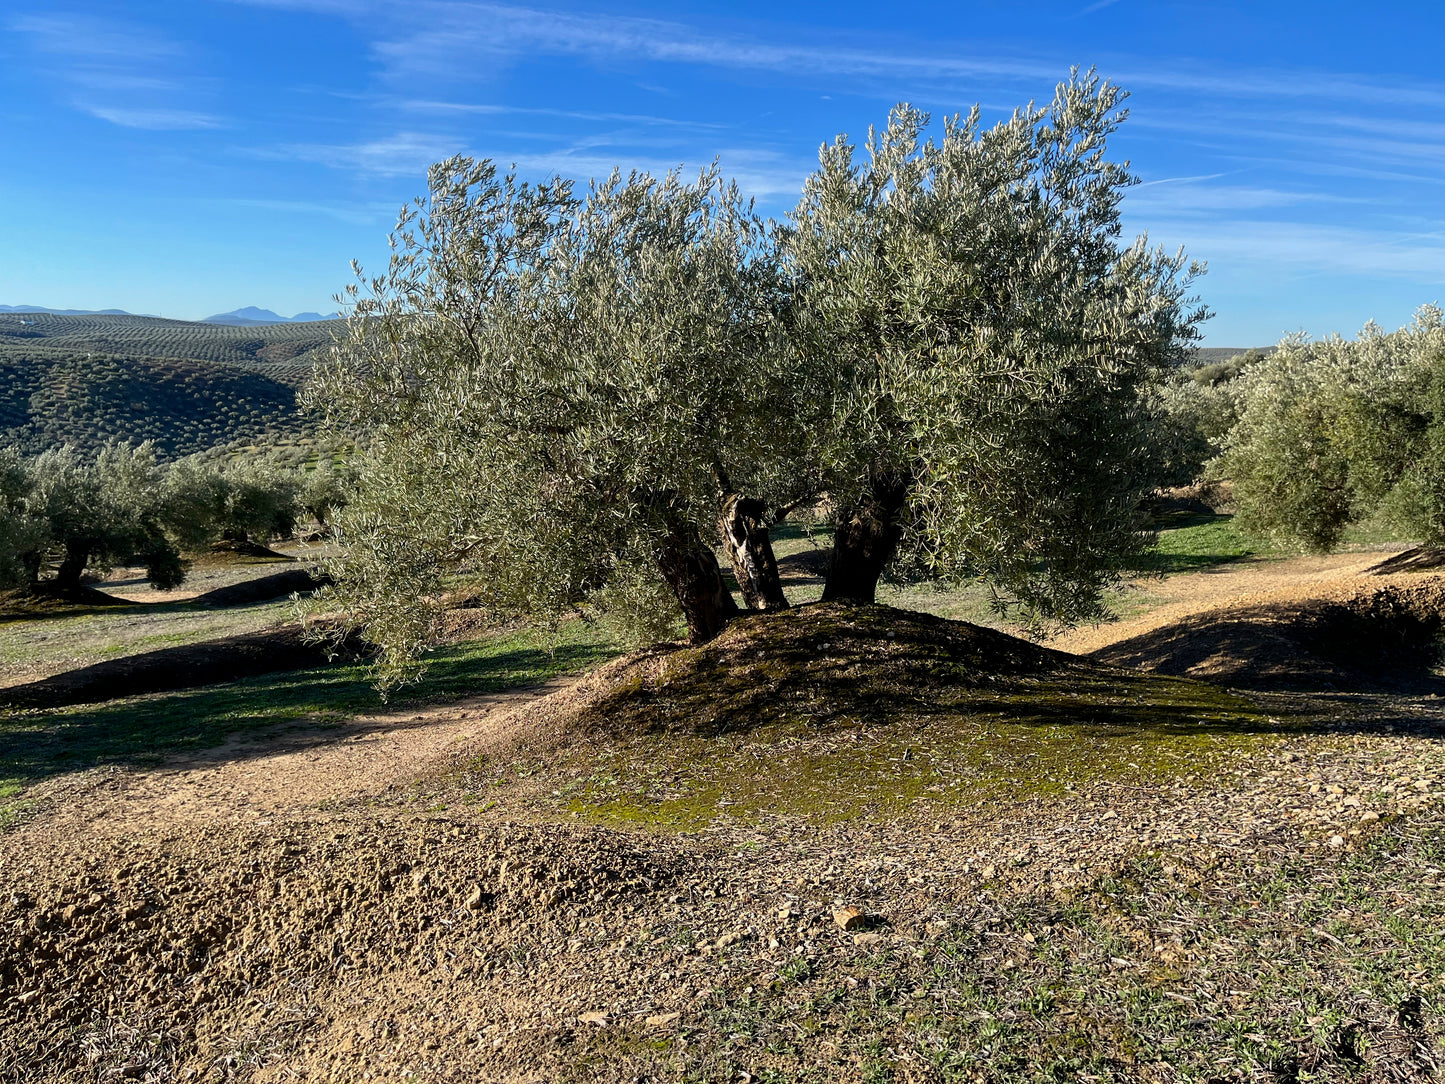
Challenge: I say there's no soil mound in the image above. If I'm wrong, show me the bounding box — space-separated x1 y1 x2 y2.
1366 546 1445 576
204 539 296 562
561 601 1070 741
0 623 368 709
0 816 677 1082
191 567 332 608
0 581 127 618
1092 577 1445 691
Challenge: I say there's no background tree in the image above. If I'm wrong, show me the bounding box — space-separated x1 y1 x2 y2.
217 460 301 543
785 72 1207 622
299 459 352 530
0 446 45 589
308 159 798 681
1223 306 1445 550
26 441 183 591
161 456 303 550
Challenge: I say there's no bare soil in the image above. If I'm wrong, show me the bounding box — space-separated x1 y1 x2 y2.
2 554 1443 1082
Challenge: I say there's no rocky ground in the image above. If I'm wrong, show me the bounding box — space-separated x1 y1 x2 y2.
1 557 1443 1083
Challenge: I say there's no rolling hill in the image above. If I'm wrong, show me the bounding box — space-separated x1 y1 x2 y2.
0 312 344 458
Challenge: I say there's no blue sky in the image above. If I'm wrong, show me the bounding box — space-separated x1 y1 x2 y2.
1 1 1441 344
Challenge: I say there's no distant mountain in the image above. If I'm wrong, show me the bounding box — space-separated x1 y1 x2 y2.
0 304 138 317
202 307 341 326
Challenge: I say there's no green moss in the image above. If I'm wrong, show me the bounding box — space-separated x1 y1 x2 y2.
543 604 1279 830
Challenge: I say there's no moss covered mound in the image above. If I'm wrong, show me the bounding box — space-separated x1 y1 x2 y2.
491 603 1279 829
577 602 1064 740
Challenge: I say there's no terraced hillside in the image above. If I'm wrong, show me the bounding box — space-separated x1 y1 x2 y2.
0 312 341 382
0 312 344 457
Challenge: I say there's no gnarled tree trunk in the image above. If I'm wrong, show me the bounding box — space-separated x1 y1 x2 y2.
719 493 788 612
54 540 92 591
658 517 740 644
822 470 911 604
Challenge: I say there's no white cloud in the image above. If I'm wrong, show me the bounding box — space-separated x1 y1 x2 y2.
259 127 805 197
83 106 223 130
11 11 223 130
1127 183 1362 214
265 132 468 176
1148 219 1445 282
404 99 728 131
221 198 397 225
224 0 1445 112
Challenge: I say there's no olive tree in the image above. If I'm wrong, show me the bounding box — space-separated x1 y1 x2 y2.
786 72 1207 621
161 457 302 550
307 160 797 680
27 442 183 590
1223 306 1445 550
0 447 45 589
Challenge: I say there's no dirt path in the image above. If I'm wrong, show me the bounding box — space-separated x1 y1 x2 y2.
20 679 572 844
1049 550 1389 654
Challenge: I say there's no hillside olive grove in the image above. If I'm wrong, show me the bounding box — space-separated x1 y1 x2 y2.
307 72 1209 683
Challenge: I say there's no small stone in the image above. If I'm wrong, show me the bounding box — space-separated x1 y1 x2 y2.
577 1011 609 1026
716 931 744 949
979 865 997 880
1328 834 1346 848
777 907 794 920
833 907 866 931
16 990 39 1005
464 886 485 911
646 1012 680 1027
1359 810 1381 823
853 932 883 947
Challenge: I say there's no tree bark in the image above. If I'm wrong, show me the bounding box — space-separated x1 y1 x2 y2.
822 471 911 604
55 540 91 591
719 493 789 612
658 517 741 644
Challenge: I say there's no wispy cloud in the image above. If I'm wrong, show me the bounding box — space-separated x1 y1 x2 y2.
10 12 222 129
259 127 806 196
261 132 468 176
226 0 1445 112
84 106 223 131
220 198 397 225
404 99 728 131
1147 219 1445 282
1127 183 1363 214
1080 0 1125 14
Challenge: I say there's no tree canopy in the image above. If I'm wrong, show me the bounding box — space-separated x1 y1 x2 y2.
1222 305 1445 551
784 74 1205 618
310 71 1208 685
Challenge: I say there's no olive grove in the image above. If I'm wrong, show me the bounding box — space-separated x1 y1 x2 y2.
1222 306 1445 551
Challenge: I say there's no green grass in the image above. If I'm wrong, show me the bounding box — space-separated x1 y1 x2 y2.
0 622 622 828
1135 512 1262 574
0 597 297 678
